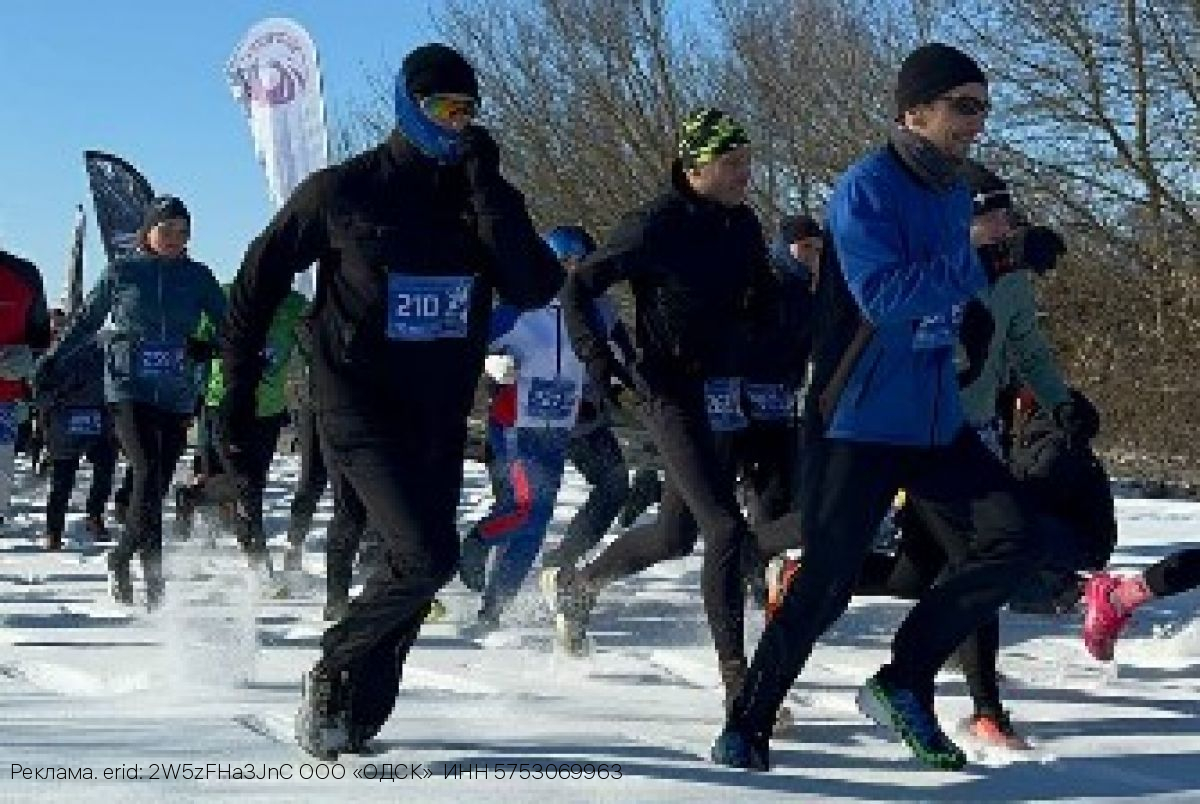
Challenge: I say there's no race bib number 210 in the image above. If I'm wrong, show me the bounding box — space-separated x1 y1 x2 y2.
386 274 474 341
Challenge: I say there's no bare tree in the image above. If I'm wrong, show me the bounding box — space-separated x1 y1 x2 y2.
432 0 712 233
711 0 897 220
954 0 1200 474
957 0 1199 255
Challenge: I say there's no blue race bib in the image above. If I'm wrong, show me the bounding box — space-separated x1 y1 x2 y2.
386 274 473 341
0 403 16 445
137 341 185 378
745 383 794 421
527 377 578 421
66 407 103 437
912 303 965 351
704 377 748 432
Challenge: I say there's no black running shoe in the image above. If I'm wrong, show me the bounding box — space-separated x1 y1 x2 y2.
295 667 352 761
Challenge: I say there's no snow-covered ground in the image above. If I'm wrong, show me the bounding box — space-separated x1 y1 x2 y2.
1 452 1198 802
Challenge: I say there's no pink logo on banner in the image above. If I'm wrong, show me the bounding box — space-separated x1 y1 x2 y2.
232 30 310 108
238 60 300 106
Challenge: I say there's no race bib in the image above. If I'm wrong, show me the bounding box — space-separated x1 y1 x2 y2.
527 377 578 421
0 403 15 445
745 383 794 422
386 274 473 341
137 341 185 378
912 303 965 351
66 407 103 437
704 377 748 432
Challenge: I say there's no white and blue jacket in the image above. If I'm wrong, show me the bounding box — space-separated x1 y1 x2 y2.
488 299 587 430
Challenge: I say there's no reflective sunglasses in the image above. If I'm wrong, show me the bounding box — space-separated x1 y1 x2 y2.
420 94 479 123
938 94 991 118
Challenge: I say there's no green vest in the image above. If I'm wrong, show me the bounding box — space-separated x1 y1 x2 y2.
201 287 308 417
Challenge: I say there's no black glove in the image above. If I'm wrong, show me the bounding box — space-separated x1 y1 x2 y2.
957 298 995 387
458 124 501 187
577 398 598 423
216 385 260 485
1011 225 1066 275
1053 390 1100 442
31 353 56 394
185 336 219 362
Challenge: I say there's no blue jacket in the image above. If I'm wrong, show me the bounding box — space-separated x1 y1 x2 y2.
40 252 226 415
823 146 986 446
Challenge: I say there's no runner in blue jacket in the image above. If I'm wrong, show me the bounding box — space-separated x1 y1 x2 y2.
714 44 1039 773
37 196 226 609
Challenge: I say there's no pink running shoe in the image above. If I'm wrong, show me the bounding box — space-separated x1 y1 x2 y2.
1082 573 1130 661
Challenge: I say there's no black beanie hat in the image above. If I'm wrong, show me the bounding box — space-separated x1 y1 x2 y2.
402 43 479 100
778 214 823 244
895 43 987 117
962 161 1012 216
142 195 190 230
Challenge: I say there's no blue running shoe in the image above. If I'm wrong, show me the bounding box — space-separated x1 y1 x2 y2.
857 674 966 770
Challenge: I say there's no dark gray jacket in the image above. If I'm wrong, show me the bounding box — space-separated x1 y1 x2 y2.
34 334 112 457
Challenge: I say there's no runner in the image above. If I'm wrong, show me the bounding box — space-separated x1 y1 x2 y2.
220 44 562 758
0 247 51 529
557 109 801 712
33 309 116 549
36 196 225 610
713 44 1039 772
175 284 307 573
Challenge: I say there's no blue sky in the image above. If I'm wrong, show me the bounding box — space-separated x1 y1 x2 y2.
0 1 446 305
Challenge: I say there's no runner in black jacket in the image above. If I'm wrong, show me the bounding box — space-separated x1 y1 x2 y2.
557 109 801 703
33 316 117 550
734 215 819 609
737 214 820 527
220 44 562 759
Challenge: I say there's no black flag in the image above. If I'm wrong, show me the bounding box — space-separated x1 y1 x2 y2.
83 150 154 263
63 205 86 315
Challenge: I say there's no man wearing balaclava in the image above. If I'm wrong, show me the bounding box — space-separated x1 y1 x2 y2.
713 43 1040 773
220 43 563 760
